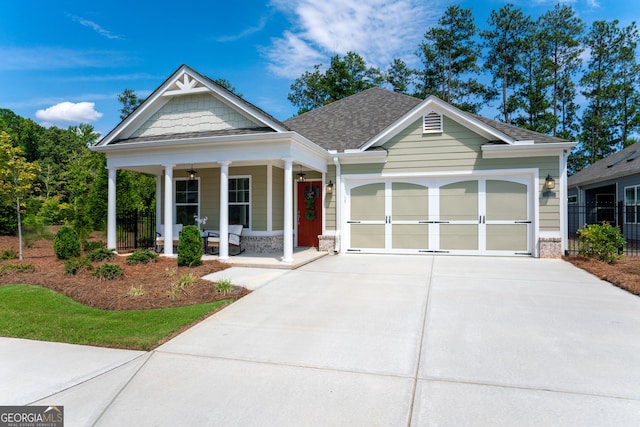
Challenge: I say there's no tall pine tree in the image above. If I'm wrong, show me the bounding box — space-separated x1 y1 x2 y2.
417 5 486 113
481 4 532 124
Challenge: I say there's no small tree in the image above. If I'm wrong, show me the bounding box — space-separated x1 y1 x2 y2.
177 225 203 267
0 132 40 259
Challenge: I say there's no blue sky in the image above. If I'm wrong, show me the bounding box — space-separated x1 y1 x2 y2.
0 0 635 138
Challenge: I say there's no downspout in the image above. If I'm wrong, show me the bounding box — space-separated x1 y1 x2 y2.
333 156 341 253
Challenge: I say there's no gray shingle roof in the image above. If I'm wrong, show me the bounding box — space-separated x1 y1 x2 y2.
469 114 571 144
568 141 640 188
284 87 571 152
284 87 422 152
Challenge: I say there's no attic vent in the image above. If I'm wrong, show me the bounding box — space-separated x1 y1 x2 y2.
422 111 443 134
607 150 637 168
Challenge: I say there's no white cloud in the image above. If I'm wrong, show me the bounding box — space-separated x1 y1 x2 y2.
265 0 441 78
217 15 271 42
67 13 122 39
36 102 103 125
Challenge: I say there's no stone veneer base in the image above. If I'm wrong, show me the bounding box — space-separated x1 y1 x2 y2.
243 235 283 253
539 237 563 258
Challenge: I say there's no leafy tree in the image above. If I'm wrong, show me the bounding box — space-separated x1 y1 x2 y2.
288 52 383 115
386 58 415 95
0 132 41 259
117 89 143 120
481 4 532 123
288 64 327 114
417 5 487 112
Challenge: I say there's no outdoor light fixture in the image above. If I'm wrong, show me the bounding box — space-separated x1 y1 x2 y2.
326 180 334 194
296 165 306 183
187 164 198 180
545 174 555 190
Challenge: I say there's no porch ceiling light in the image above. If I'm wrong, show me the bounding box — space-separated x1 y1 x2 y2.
187 165 198 180
545 174 555 190
326 180 334 194
296 166 306 183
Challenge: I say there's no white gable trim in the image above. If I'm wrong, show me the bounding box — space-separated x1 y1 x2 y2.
98 65 287 147
361 95 516 151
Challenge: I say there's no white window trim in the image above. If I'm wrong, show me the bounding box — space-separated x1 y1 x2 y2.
229 175 252 230
624 185 639 224
174 177 201 225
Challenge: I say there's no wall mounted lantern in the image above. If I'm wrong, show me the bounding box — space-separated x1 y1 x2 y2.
326 180 334 194
545 174 555 190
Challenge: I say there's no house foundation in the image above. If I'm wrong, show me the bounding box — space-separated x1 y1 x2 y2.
539 237 563 258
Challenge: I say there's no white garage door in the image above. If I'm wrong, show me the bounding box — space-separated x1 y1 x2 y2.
345 176 532 256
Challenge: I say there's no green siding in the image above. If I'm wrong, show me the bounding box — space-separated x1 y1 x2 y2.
341 116 561 232
272 166 284 230
324 165 337 231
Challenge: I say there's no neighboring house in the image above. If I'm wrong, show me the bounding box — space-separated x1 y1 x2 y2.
567 141 640 241
92 65 575 262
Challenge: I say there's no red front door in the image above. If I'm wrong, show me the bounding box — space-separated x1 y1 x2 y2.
297 182 322 247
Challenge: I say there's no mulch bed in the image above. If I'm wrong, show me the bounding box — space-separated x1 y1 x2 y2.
0 236 250 310
563 255 640 296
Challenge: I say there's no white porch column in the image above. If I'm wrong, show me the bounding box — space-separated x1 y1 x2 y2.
155 174 162 232
163 165 175 256
282 158 294 263
219 161 230 260
107 167 117 250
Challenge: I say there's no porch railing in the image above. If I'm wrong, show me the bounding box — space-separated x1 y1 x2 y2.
116 208 156 252
567 201 640 256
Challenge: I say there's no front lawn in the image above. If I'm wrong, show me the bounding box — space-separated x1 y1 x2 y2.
0 284 232 350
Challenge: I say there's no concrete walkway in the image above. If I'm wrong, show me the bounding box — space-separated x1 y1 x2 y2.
3 255 640 426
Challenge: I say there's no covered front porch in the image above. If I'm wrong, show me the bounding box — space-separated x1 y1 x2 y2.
102 140 330 264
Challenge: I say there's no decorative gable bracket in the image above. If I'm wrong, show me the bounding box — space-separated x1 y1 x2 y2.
422 111 443 134
162 73 210 97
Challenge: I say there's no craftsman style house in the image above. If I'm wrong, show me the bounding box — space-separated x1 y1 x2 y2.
93 65 575 262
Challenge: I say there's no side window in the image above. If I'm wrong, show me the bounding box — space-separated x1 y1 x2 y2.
625 186 638 224
175 178 199 225
229 177 250 228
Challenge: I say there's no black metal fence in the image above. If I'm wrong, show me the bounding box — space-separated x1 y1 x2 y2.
567 202 640 256
116 208 156 252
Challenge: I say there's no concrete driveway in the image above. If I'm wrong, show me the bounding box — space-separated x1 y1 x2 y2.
3 255 640 426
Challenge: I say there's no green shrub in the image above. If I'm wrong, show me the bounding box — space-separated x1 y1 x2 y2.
53 227 81 260
1 249 18 260
126 250 159 265
87 248 115 262
92 263 123 281
83 240 106 253
215 278 234 295
64 257 92 275
177 225 203 267
0 263 35 274
577 223 626 263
